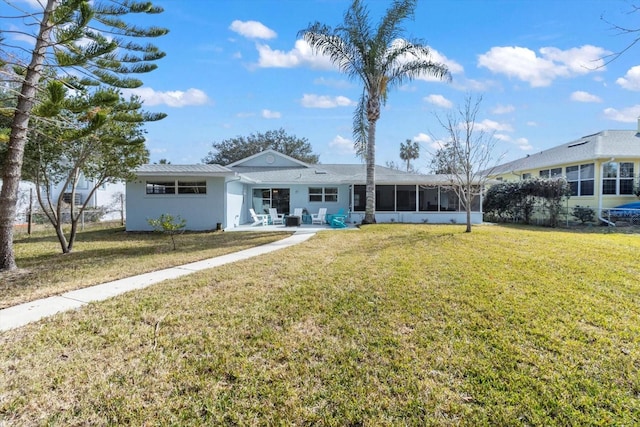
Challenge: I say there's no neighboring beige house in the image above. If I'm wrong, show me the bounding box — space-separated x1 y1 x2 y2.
489 124 640 216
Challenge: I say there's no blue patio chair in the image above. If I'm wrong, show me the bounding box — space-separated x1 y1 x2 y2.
330 215 347 228
329 209 348 228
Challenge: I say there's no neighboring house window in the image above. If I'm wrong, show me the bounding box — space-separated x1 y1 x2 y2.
308 187 338 203
177 181 206 194
566 163 594 196
602 162 634 195
522 173 531 180
539 167 562 178
62 192 82 204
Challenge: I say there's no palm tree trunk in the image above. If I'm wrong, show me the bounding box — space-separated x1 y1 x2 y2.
363 118 377 224
0 0 58 271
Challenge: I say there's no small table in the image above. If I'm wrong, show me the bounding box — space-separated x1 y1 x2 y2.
285 215 301 226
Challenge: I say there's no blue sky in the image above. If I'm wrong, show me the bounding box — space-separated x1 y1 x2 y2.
5 0 640 170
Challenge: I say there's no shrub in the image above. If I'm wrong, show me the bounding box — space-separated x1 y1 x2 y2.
572 205 595 224
147 213 187 250
484 177 571 226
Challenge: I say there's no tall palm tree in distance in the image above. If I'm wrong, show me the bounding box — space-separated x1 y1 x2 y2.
400 139 420 171
300 0 450 223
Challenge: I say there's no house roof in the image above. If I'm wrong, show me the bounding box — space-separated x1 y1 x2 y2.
491 130 640 175
231 163 458 185
133 164 233 176
133 151 469 185
226 149 310 168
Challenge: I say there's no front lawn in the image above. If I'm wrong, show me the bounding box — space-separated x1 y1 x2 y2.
1 224 638 425
1 225 291 308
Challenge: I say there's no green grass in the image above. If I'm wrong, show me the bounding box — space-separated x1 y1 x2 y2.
1 224 291 309
1 224 639 425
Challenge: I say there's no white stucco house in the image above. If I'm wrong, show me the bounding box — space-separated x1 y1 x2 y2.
49 177 125 222
0 179 37 224
125 150 483 231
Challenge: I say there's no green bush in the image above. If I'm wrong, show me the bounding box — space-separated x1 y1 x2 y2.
484 177 571 226
572 205 595 224
147 213 186 250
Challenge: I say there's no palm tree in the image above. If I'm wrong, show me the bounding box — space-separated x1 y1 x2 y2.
300 0 450 223
400 139 420 171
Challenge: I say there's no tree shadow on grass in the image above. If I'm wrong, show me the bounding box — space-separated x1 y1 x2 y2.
3 230 292 308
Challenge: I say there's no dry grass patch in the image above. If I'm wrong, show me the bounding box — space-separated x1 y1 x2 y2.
1 225 291 308
1 225 639 425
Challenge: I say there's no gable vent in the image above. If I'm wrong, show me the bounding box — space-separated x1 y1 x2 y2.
315 169 327 174
568 141 588 148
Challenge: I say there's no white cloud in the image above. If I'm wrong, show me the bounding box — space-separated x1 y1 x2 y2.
236 112 255 118
13 0 43 9
475 119 513 132
429 138 447 150
6 24 34 45
424 94 453 108
514 137 533 151
124 87 209 107
313 77 351 89
257 40 335 69
329 135 355 154
301 94 355 108
262 109 281 119
616 65 640 91
603 105 640 122
539 45 606 74
413 47 463 82
570 91 602 103
229 20 276 39
412 133 432 144
492 104 515 114
478 45 609 87
495 134 532 151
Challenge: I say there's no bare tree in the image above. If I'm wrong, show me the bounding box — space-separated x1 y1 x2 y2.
431 95 503 232
601 4 640 65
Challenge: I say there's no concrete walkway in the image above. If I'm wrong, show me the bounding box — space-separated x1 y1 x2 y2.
0 230 316 333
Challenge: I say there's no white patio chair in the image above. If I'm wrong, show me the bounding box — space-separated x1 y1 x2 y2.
269 208 284 225
249 208 268 226
293 208 303 217
311 207 327 225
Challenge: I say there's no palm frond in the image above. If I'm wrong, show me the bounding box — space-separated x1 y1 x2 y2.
352 91 368 160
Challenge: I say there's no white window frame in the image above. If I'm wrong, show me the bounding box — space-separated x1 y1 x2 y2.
309 187 338 203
